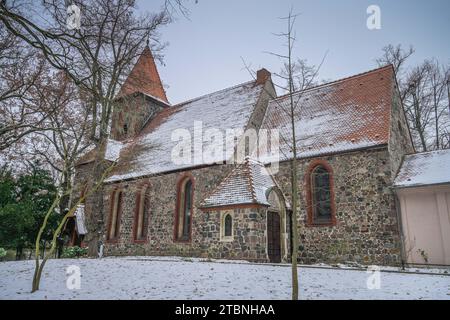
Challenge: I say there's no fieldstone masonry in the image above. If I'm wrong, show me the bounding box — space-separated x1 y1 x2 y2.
275 148 402 265
71 60 413 266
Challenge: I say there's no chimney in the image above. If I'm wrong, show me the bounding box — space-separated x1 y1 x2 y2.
256 68 271 85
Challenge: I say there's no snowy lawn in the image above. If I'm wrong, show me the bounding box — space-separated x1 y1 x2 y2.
0 256 449 300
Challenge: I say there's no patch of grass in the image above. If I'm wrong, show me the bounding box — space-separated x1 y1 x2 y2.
61 246 88 258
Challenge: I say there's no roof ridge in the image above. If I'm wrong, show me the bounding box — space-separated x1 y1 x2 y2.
174 79 257 107
271 64 393 103
199 162 245 206
144 47 170 104
244 158 258 203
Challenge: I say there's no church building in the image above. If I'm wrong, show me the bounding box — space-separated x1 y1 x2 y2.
70 45 420 266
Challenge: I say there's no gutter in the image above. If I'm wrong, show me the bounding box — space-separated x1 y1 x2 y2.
393 182 450 190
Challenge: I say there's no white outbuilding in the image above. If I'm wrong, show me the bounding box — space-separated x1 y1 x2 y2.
394 149 450 266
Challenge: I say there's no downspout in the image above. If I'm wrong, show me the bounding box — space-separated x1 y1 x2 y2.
393 188 407 270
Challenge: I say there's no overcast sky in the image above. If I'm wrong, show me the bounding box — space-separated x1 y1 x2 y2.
140 0 450 104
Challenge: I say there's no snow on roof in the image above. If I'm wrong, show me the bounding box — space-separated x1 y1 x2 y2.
105 81 264 182
259 65 393 163
394 149 450 188
141 92 172 107
75 205 87 235
75 139 123 166
200 158 277 208
104 139 124 162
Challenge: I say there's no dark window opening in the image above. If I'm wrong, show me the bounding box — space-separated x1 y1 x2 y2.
108 190 122 240
224 214 232 237
134 185 150 241
175 177 193 241
311 166 332 223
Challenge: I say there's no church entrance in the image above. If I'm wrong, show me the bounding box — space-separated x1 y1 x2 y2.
267 211 281 263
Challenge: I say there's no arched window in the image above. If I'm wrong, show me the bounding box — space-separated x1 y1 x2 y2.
306 161 336 226
134 184 150 242
174 176 194 242
107 189 123 241
224 214 232 237
220 211 233 241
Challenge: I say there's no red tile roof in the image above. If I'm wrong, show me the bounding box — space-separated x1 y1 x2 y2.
259 65 395 162
105 81 266 182
117 46 169 103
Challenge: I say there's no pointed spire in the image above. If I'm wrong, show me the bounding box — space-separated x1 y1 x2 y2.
118 46 169 104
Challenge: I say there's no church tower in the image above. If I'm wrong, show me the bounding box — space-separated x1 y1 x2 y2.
111 46 170 141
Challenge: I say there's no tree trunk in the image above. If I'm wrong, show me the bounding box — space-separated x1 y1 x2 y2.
288 36 300 300
290 158 299 300
434 87 440 149
16 245 23 260
59 171 71 216
87 159 106 257
418 126 427 152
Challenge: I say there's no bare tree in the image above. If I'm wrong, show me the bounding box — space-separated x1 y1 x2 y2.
376 44 450 151
31 158 116 292
0 0 171 143
0 32 58 151
13 71 93 213
428 60 450 149
404 62 434 151
1 0 185 291
376 44 415 100
402 60 450 151
277 58 319 93
244 8 325 300
1 0 179 257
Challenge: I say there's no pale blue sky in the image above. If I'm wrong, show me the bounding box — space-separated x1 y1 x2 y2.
140 0 450 104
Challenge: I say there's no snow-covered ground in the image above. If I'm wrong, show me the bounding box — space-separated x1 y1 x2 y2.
0 256 449 300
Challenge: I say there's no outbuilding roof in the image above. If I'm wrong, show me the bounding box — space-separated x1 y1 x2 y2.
394 149 450 188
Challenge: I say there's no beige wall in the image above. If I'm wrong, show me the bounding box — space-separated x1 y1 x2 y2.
397 185 450 265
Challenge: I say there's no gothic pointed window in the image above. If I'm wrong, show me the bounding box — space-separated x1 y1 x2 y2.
134 185 150 242
175 176 194 241
224 214 232 237
220 211 233 241
107 189 123 241
306 161 336 226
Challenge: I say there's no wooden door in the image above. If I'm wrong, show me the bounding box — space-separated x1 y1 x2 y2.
267 211 281 263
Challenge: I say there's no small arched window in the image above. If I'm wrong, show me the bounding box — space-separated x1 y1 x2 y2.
175 176 194 242
307 161 336 226
134 184 150 242
107 189 123 241
224 214 232 237
220 211 233 241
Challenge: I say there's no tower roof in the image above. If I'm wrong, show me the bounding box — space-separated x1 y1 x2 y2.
118 46 169 103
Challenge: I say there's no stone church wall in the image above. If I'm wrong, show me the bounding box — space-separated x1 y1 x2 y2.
388 79 415 179
274 147 402 266
101 165 268 261
81 146 404 266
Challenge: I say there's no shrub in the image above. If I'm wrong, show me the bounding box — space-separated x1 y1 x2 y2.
61 246 87 258
0 247 7 260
